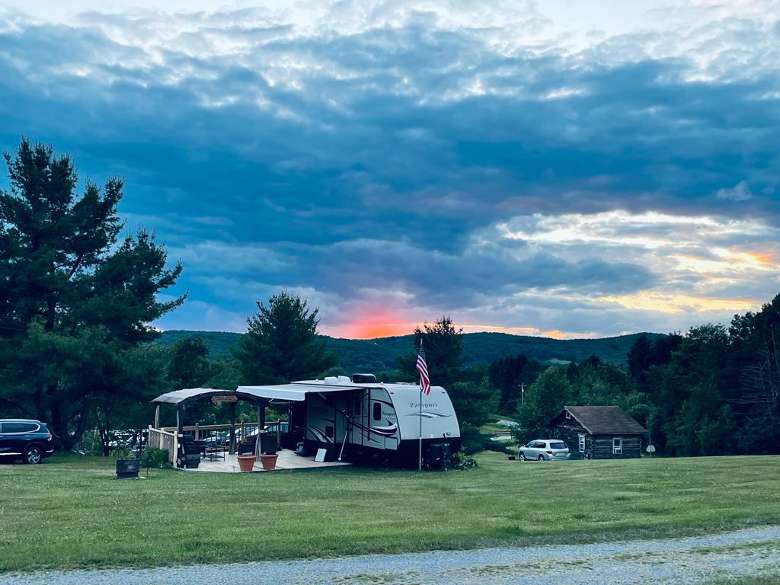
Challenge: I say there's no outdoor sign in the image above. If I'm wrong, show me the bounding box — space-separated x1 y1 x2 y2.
211 395 238 405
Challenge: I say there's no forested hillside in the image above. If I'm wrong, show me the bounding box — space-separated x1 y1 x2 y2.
157 330 662 371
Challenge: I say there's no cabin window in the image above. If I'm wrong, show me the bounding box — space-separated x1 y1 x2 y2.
578 433 586 453
325 425 334 438
565 411 571 420
612 437 623 455
372 402 382 421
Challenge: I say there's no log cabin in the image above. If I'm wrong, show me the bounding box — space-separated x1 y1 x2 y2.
549 405 647 459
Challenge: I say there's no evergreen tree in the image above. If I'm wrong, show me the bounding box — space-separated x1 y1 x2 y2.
517 366 572 439
167 336 213 390
0 139 183 448
448 376 498 453
236 291 335 383
401 316 463 387
488 354 540 413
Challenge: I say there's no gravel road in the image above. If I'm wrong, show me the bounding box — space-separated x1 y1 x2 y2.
3 526 778 585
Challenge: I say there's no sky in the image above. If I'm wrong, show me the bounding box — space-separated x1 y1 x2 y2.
1 0 778 339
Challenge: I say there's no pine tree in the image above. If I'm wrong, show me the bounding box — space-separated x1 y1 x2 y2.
236 291 335 383
0 139 183 448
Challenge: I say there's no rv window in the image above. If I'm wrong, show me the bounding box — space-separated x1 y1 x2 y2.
325 425 334 438
372 402 381 421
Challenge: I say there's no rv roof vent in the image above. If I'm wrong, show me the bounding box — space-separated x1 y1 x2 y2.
351 373 377 384
324 375 352 385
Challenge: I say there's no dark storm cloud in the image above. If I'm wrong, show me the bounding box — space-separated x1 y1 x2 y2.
1 7 778 333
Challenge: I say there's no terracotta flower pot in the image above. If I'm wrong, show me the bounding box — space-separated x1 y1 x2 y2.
260 453 278 470
237 454 256 472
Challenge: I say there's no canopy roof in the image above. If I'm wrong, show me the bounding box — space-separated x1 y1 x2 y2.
151 383 363 405
151 388 241 405
236 383 361 402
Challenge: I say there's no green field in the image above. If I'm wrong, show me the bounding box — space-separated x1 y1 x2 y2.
1 453 778 573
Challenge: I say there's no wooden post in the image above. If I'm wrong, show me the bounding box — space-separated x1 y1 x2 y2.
154 404 160 429
258 402 266 428
256 402 266 456
174 406 182 467
194 423 200 441
229 401 237 455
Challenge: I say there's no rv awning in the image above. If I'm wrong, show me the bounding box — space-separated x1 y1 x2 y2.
151 383 364 405
237 383 360 402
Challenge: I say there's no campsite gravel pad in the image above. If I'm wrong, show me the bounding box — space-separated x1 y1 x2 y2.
3 526 779 585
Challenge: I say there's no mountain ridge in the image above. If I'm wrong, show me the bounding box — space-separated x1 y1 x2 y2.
156 329 663 372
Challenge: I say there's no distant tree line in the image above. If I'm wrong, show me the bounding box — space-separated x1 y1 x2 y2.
402 301 779 456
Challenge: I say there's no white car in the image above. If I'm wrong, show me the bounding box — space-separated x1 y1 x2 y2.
518 439 570 461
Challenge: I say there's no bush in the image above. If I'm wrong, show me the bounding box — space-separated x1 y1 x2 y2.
450 451 478 470
140 448 169 470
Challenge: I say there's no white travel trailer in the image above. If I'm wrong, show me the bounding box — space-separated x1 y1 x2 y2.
238 375 460 466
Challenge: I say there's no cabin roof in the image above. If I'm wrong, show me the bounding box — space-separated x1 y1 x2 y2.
557 405 647 435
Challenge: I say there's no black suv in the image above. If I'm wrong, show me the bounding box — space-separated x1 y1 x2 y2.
0 419 55 464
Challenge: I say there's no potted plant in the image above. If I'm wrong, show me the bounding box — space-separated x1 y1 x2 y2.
260 451 278 470
237 453 256 472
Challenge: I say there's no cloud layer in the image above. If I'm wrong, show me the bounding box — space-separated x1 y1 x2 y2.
1 1 778 337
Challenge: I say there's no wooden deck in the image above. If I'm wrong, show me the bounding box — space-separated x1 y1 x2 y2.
187 449 352 473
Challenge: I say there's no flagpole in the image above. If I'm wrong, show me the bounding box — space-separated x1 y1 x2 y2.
418 339 423 472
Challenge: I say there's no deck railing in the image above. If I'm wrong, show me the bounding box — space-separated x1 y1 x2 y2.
156 422 270 440
148 421 285 466
147 426 177 464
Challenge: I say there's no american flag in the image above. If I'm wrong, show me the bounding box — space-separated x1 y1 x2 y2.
416 343 431 395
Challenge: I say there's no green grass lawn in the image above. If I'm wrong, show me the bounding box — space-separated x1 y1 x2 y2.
1 453 778 573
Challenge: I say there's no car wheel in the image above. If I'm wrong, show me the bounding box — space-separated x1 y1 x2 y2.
519 453 527 461
537 455 545 462
25 446 43 465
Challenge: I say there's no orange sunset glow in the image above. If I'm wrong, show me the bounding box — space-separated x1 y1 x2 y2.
323 311 605 340
324 309 416 339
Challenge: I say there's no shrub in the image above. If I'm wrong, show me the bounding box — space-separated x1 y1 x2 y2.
140 448 169 470
450 451 478 470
